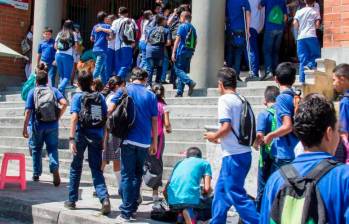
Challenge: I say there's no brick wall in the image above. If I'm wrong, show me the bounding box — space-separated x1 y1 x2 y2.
323 0 349 48
0 1 32 81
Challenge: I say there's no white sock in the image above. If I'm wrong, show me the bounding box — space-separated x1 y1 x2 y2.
115 171 121 188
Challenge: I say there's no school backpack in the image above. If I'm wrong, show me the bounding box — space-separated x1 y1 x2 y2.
268 6 284 25
185 27 197 50
79 92 107 128
232 94 256 147
270 159 341 224
21 38 31 54
21 72 36 101
169 20 180 41
119 19 137 45
56 32 74 51
284 89 302 115
147 26 165 45
108 90 136 139
34 87 60 122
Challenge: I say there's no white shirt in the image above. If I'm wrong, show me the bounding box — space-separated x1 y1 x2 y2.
55 31 78 56
249 0 265 33
111 17 138 51
140 19 150 41
218 94 252 157
294 6 321 40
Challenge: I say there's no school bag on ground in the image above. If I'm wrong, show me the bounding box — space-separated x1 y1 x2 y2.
108 90 136 139
34 87 60 122
21 72 36 101
185 27 197 50
119 19 137 45
79 92 107 128
150 199 178 222
56 32 74 51
268 6 284 25
270 159 341 224
147 26 165 45
232 94 256 146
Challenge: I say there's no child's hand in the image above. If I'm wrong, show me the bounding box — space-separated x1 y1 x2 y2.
22 128 29 139
95 26 103 32
264 134 273 145
256 132 264 146
204 132 218 144
165 125 172 134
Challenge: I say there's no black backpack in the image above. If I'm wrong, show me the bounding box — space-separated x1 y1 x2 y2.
147 26 165 45
231 94 256 146
79 92 107 129
108 90 136 139
57 32 74 51
270 159 341 224
34 87 60 122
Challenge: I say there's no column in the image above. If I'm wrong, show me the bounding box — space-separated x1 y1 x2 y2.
31 0 63 68
190 0 226 88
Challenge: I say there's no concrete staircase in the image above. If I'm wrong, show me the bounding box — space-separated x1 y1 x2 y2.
0 81 275 187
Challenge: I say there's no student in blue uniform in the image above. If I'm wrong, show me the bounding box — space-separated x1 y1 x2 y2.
264 62 299 171
260 94 349 224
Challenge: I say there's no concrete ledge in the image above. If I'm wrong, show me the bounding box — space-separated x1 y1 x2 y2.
322 47 349 65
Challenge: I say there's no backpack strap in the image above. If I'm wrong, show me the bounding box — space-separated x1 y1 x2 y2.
230 93 245 141
279 164 300 185
305 159 341 183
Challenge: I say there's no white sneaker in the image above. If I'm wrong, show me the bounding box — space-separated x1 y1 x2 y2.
115 214 130 223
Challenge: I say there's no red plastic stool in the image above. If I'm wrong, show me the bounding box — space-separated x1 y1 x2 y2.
0 153 26 191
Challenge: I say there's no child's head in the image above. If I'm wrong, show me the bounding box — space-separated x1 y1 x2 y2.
217 67 237 94
92 78 104 92
97 11 107 23
42 27 53 40
264 86 280 105
155 15 166 26
186 147 202 159
73 23 80 32
131 67 148 83
105 14 116 25
78 71 93 92
35 63 48 85
305 0 316 5
118 7 129 17
152 83 165 101
275 62 296 87
294 94 339 155
143 10 153 20
108 76 125 91
162 5 171 17
333 63 349 93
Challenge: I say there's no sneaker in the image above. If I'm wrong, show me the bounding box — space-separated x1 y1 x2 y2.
64 201 76 210
261 72 273 81
32 175 39 182
101 198 111 215
188 81 196 96
115 214 130 223
175 94 183 98
245 76 260 82
52 170 61 187
237 76 243 82
130 212 137 221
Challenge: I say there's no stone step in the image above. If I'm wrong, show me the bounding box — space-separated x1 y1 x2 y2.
0 136 206 155
165 96 264 105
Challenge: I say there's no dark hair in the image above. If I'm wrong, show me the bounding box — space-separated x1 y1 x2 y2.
107 14 116 22
97 11 107 23
217 67 237 89
152 83 166 104
186 147 202 158
294 94 337 148
102 76 125 96
131 67 148 81
93 78 104 92
155 15 165 26
61 20 74 40
143 10 153 20
305 0 316 4
78 71 93 92
119 7 128 16
35 63 48 85
275 62 296 86
43 26 53 33
333 63 349 79
264 86 280 103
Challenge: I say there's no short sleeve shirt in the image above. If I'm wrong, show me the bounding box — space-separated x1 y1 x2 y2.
294 6 321 40
37 39 56 64
167 157 212 207
226 0 251 31
261 0 288 31
91 23 111 52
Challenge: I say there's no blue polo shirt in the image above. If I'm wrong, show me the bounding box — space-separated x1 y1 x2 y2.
260 152 349 224
226 0 251 32
260 0 287 31
145 26 171 59
37 39 56 64
25 86 63 131
91 23 111 53
273 90 299 160
70 92 107 139
257 106 277 156
339 91 349 133
176 22 197 57
111 84 158 148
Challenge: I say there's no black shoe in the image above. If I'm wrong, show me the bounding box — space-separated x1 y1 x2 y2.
53 170 61 187
64 201 76 210
175 94 183 98
261 73 273 81
245 76 260 82
32 175 39 182
188 81 196 96
237 76 243 82
101 198 111 215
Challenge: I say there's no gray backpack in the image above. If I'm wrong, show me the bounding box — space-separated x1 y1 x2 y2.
34 87 60 122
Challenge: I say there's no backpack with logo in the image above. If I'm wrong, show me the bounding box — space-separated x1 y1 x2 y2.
270 159 341 224
231 94 256 146
108 90 136 139
185 27 197 50
119 19 137 45
268 6 284 25
34 87 60 122
147 26 165 45
21 38 31 54
57 32 74 51
79 92 107 128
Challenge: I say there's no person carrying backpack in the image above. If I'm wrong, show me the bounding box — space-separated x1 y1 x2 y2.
111 7 138 79
204 67 259 224
254 86 280 211
260 94 349 224
22 63 68 186
64 71 110 215
145 15 172 86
